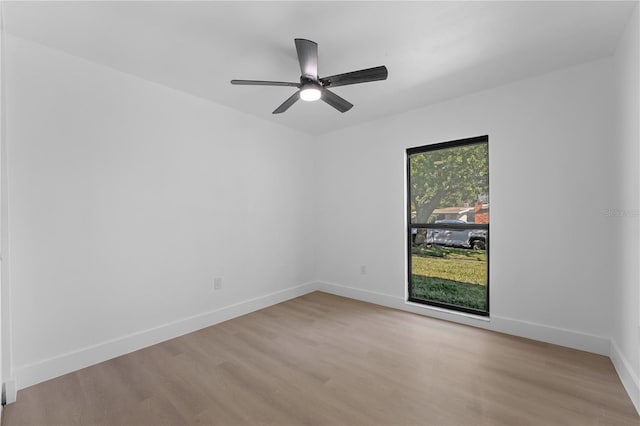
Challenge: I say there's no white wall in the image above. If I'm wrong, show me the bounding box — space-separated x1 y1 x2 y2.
4 35 315 390
612 4 640 413
314 57 618 355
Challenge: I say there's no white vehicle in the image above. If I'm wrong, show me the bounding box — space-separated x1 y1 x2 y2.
426 220 487 250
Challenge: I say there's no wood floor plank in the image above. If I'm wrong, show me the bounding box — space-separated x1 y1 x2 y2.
2 291 638 426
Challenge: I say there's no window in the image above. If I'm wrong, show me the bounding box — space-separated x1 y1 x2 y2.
407 136 489 316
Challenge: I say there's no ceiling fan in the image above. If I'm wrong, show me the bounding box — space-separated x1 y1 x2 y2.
230 38 388 114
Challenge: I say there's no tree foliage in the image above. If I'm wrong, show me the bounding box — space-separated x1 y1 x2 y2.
410 143 488 223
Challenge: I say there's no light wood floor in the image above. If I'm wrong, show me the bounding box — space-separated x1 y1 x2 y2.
2 291 638 426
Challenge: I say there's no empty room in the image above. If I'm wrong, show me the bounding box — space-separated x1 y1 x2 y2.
0 1 638 425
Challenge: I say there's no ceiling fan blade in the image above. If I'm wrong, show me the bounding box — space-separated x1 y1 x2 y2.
273 91 301 114
321 89 353 113
320 65 388 88
294 38 318 79
231 80 299 87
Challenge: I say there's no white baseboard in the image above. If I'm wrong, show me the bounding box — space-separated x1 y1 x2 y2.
489 314 610 356
611 339 640 415
6 280 634 415
12 282 317 393
316 281 495 326
316 281 610 355
316 281 406 309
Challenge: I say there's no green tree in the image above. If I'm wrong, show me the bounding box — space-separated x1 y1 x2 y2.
410 143 488 223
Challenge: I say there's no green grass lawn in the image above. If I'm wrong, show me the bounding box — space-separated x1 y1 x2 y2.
411 246 487 311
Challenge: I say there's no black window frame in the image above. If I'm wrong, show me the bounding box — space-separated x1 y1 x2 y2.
406 135 490 316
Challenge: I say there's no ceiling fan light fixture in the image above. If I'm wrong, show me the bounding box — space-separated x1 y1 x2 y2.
231 38 387 114
299 84 321 102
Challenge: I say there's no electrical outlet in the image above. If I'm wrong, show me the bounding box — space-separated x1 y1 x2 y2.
213 277 222 291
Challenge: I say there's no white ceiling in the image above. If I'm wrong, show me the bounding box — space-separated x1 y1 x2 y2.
3 1 636 135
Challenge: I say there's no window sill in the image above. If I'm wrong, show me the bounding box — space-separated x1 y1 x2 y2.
404 300 491 322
